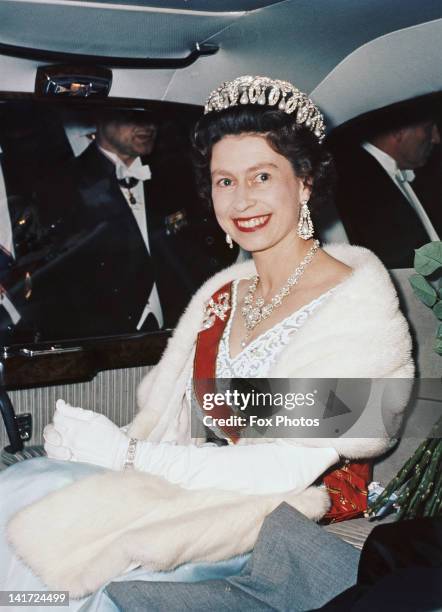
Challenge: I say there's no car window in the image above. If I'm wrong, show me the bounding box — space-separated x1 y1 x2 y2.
0 98 237 350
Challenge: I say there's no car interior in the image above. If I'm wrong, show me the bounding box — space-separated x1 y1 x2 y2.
0 0 441 608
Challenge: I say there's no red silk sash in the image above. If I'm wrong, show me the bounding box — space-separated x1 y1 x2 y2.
193 282 370 521
193 282 243 443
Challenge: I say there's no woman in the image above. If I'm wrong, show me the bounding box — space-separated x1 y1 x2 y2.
1 76 413 609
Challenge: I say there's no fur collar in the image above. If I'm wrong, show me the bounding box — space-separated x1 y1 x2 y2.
130 244 413 457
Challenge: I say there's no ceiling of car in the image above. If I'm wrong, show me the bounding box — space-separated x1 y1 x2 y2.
312 18 442 129
0 0 441 129
76 0 284 11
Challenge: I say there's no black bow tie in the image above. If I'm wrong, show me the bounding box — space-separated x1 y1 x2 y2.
117 177 139 189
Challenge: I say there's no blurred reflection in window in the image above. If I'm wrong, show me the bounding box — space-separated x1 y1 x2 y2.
0 101 237 346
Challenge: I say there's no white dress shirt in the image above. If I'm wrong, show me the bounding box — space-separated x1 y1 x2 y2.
99 147 163 329
362 141 439 241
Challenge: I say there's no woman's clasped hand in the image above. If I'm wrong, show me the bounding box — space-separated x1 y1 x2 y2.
43 399 129 470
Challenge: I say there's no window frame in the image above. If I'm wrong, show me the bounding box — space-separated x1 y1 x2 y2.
0 92 202 389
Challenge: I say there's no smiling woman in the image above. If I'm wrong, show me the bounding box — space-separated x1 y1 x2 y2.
211 134 309 252
0 0 441 608
195 103 332 220
0 75 414 611
193 96 349 352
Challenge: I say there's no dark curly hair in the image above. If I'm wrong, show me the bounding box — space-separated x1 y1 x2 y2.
193 105 334 212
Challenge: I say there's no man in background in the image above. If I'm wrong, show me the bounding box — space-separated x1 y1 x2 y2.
332 101 441 268
35 109 232 340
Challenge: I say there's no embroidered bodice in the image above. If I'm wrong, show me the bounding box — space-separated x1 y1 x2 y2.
186 279 335 413
216 279 334 378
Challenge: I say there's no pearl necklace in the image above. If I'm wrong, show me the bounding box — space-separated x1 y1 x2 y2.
240 239 320 348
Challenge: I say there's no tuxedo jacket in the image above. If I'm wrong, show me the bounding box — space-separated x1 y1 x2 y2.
33 143 232 340
333 146 438 268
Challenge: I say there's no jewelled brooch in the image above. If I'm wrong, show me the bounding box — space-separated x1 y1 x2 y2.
202 292 231 329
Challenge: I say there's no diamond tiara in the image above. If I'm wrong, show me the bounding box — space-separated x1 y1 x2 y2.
204 75 325 141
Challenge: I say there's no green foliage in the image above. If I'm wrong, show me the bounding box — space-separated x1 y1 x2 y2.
376 249 442 519
409 274 437 307
414 242 442 275
433 301 442 320
410 241 442 357
368 421 442 520
434 339 442 356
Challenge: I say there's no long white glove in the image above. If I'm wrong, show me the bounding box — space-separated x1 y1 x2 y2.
44 400 129 470
44 400 339 494
130 439 339 494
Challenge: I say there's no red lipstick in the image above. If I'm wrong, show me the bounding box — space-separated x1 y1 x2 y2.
233 214 271 233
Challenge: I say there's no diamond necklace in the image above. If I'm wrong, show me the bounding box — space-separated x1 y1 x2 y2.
240 239 320 348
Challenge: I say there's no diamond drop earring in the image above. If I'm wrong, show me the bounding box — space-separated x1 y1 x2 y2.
225 233 234 249
297 200 314 240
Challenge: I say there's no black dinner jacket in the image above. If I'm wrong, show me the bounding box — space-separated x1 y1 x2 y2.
33 143 166 339
32 143 229 340
333 146 437 269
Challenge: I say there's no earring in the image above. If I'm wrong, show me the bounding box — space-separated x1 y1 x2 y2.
297 200 314 240
225 233 234 249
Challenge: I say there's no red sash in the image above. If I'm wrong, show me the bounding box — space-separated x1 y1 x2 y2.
322 461 371 523
193 283 370 521
193 282 243 443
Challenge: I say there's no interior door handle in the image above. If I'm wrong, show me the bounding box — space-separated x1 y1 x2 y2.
19 346 83 357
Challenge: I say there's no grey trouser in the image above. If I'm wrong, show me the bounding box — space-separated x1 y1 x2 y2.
106 502 360 611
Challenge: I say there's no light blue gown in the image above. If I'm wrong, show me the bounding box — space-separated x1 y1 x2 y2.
0 289 334 609
0 458 248 611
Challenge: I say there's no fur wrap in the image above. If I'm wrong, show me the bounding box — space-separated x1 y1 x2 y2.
7 244 414 597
